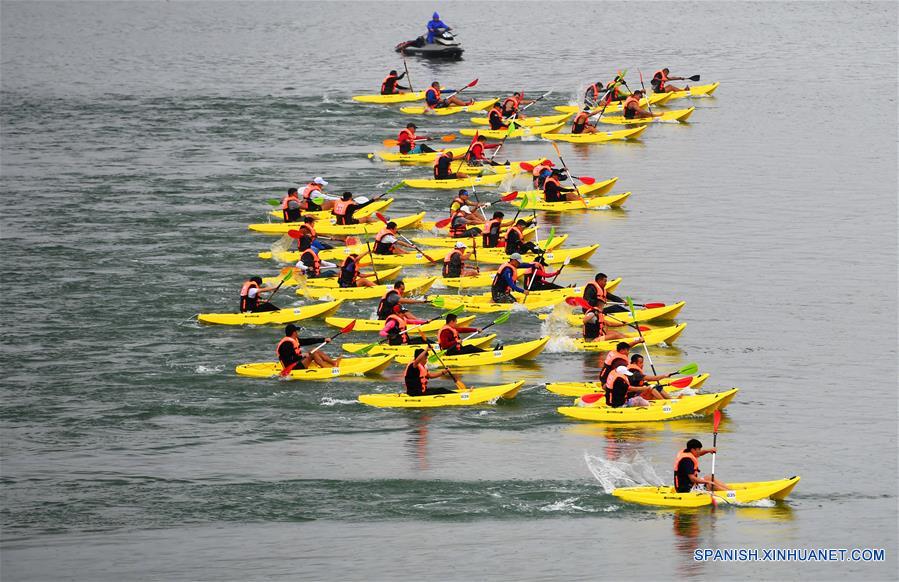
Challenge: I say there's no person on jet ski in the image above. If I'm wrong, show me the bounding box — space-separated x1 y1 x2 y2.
427 12 451 43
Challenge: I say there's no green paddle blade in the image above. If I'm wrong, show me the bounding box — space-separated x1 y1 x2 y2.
678 362 699 376
357 342 378 354
427 349 446 364
386 182 404 194
492 311 511 326
431 296 446 308
267 198 280 206
447 305 465 316
507 120 517 133
626 295 637 316
544 226 556 249
312 196 324 205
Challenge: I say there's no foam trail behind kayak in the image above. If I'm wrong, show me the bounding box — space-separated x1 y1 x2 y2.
539 307 579 352
584 451 665 494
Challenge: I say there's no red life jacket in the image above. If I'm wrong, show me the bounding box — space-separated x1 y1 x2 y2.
623 95 641 119
275 336 302 365
502 95 520 113
654 69 669 91
673 451 699 491
397 128 416 153
467 142 485 161
442 248 464 277
239 279 259 312
300 223 317 240
487 105 505 129
404 361 429 394
381 73 399 95
438 324 461 350
586 83 601 103
384 313 408 344
572 111 590 134
433 152 452 178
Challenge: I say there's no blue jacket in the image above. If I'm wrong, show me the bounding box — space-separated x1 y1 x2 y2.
427 18 449 42
500 262 533 293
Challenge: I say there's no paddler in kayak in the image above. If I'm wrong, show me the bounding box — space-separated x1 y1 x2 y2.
491 253 536 303
373 221 417 255
505 219 541 255
297 236 338 278
425 81 473 109
542 168 581 202
397 123 437 154
433 151 466 180
331 192 375 225
337 250 379 288
487 101 508 131
531 160 556 189
623 90 661 120
605 365 652 408
405 348 456 396
300 177 334 212
523 256 564 291
278 323 341 370
598 339 645 387
604 73 630 103
583 273 626 313
449 205 485 239
652 68 689 93
674 439 729 493
584 81 605 108
376 279 429 319
628 354 677 400
450 189 488 217
281 188 303 222
438 313 485 355
239 276 280 313
442 241 479 278
381 306 430 346
381 69 410 95
298 216 335 252
500 92 534 119
465 135 503 166
582 301 629 342
481 211 505 248
571 107 598 135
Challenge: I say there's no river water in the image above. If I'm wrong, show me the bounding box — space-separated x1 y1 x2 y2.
1 1 897 580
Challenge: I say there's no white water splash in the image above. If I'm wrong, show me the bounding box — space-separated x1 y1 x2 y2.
194 365 224 374
320 397 357 407
584 450 665 494
545 335 578 353
270 235 291 254
540 497 595 513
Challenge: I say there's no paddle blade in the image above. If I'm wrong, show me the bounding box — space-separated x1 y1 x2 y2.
562 257 571 266
626 295 637 316
580 393 604 404
435 216 453 228
382 139 398 147
642 302 666 309
466 78 479 89
637 326 651 332
344 236 359 246
501 191 519 202
375 212 388 224
688 74 701 82
678 362 699 376
550 141 562 157
357 342 377 354
279 361 299 377
668 376 694 389
267 198 280 206
312 196 324 205
441 134 457 142
518 162 534 172
447 305 465 316
431 296 446 308
287 229 302 239
713 409 722 433
576 176 596 185
386 182 405 195
340 320 357 334
565 296 590 310
493 311 511 326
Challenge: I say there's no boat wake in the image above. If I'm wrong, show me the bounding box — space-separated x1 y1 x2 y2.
584 450 665 494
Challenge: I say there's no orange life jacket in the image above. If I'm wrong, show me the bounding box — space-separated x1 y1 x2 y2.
542 174 561 192
373 228 397 254
332 199 354 224
281 192 301 209
584 281 607 307
598 350 629 385
377 289 402 319
502 95 520 112
425 86 441 107
299 249 320 276
504 224 524 251
654 69 669 91
239 279 259 312
275 336 302 363
623 95 641 119
482 217 503 247
404 361 429 393
300 223 316 240
487 105 505 129
572 111 590 133
492 262 517 294
532 162 551 177
302 183 322 200
381 73 399 95
438 324 461 350
385 313 408 344
433 152 452 178
628 362 645 386
442 248 464 277
583 307 605 340
397 128 416 153
673 450 699 491
338 255 359 287
604 366 634 406
449 211 468 237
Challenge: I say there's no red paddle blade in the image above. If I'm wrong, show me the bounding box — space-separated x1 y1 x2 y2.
435 216 453 228
637 325 651 332
576 176 596 185
279 361 299 377
580 393 604 404
669 376 693 389
341 320 357 333
501 191 519 202
518 162 534 172
713 409 722 432
287 229 302 239
344 236 359 246
466 78 479 88
643 302 666 309
565 296 590 309
375 212 388 224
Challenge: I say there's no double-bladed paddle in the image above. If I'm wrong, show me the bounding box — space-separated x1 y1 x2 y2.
279 320 356 377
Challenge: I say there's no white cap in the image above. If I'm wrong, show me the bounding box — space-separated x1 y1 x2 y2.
616 365 633 376
313 177 328 186
460 205 471 213
454 241 467 249
509 253 523 261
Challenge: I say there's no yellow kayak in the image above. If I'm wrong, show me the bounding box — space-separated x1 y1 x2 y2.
558 388 739 423
368 146 469 164
572 323 687 351
268 198 393 221
441 286 578 304
421 215 535 232
298 276 437 301
432 295 568 313
439 268 530 289
281 266 404 288
358 381 523 408
545 373 710 397
236 355 395 380
514 192 631 211
663 82 720 100
324 315 476 333
197 300 343 326
455 158 550 176
397 337 549 366
543 125 648 143
596 107 695 125
460 122 566 139
412 226 538 248
538 301 687 326
352 91 429 104
251 211 425 237
469 112 573 127
403 172 512 190
470 244 599 266
400 99 498 115
613 476 799 508
553 93 673 114
504 177 618 200
342 334 496 356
